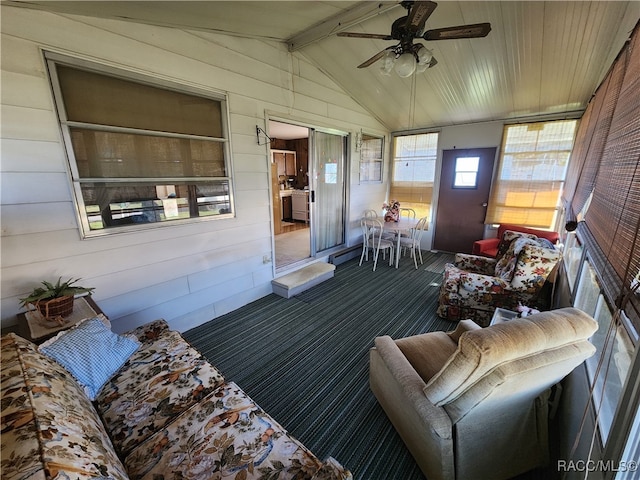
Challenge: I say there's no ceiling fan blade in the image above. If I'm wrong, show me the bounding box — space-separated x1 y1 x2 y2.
357 47 393 68
405 1 438 33
337 32 393 40
423 22 492 40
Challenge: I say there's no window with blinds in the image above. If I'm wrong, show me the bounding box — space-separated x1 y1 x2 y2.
485 120 577 229
390 132 438 220
579 23 640 331
46 54 232 237
561 20 639 455
564 49 628 221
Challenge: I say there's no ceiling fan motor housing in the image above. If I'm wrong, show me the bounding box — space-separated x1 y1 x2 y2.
391 16 417 40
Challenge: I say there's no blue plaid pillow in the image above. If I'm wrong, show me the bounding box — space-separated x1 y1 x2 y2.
40 317 139 400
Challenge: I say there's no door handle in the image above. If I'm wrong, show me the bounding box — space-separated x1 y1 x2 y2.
482 203 488 207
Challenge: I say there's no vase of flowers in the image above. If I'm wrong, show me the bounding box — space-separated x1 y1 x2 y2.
383 200 400 222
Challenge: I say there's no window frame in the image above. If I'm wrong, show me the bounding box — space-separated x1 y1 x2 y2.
486 119 578 229
358 133 384 184
573 253 638 444
389 131 439 220
45 52 235 238
564 231 584 293
452 156 480 189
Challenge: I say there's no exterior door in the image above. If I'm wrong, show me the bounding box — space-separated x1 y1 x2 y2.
433 147 497 253
311 130 346 252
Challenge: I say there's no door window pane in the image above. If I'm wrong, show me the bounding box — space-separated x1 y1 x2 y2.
454 156 479 188
325 162 338 184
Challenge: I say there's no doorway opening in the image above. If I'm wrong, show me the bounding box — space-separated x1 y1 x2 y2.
269 120 311 269
269 120 348 270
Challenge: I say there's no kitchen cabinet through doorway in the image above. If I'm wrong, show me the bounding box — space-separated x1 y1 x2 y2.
273 150 297 178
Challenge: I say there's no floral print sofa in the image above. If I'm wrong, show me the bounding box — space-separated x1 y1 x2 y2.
437 231 562 326
1 319 351 480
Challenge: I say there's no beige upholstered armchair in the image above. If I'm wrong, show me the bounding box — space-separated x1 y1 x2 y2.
370 307 597 480
437 230 562 326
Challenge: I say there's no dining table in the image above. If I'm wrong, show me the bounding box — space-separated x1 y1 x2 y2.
382 218 418 268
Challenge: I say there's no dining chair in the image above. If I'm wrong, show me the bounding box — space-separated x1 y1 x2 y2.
399 208 416 220
397 208 417 240
359 217 394 271
399 216 428 269
371 208 398 241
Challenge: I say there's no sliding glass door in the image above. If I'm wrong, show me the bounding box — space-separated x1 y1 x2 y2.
311 130 346 252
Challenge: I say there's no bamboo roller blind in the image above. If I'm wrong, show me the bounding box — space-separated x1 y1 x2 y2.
568 20 640 330
485 121 576 228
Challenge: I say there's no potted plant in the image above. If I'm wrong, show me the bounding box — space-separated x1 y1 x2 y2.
19 277 95 319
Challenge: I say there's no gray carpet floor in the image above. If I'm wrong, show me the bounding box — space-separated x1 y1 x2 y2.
184 251 453 479
183 251 553 480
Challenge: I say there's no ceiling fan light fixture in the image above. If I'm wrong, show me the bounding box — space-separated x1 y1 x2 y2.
416 63 429 74
417 46 433 65
379 50 395 75
394 52 417 77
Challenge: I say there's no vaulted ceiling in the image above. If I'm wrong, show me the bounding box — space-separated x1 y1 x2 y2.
10 1 640 132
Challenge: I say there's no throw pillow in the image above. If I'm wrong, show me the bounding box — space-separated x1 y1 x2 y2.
39 316 139 400
510 244 562 292
494 235 539 281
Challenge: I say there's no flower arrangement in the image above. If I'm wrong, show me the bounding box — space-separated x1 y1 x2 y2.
383 199 400 222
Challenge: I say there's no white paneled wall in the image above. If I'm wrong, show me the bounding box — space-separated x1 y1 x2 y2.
0 6 386 332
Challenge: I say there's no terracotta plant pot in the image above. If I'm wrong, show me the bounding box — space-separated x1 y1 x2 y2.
36 295 75 318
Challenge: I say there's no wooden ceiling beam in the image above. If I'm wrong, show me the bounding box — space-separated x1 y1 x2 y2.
287 1 398 52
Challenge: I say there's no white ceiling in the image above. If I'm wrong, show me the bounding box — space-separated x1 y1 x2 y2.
11 1 640 132
269 121 310 140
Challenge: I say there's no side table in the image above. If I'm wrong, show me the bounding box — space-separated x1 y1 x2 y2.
490 307 519 326
14 296 106 345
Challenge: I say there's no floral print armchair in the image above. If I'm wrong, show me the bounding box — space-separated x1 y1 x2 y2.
437 231 562 326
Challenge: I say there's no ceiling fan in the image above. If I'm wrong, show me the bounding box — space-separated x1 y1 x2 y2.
337 0 491 76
